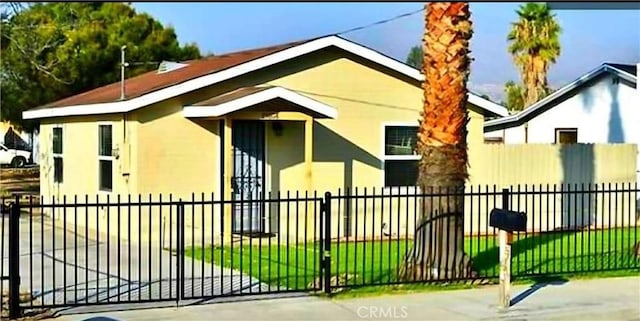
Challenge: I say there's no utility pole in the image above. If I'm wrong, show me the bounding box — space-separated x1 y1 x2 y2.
120 45 129 100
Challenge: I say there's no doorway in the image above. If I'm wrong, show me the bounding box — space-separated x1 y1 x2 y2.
231 120 266 235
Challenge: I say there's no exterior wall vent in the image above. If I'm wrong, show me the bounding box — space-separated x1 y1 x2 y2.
157 61 188 74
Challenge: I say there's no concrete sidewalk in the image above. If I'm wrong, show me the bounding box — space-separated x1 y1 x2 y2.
52 276 640 321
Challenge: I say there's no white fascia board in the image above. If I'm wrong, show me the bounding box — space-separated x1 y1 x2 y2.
22 102 130 119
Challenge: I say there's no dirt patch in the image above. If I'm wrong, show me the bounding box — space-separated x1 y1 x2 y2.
1 290 53 320
0 167 39 197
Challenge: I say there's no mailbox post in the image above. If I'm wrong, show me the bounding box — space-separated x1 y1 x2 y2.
490 189 527 309
498 227 511 309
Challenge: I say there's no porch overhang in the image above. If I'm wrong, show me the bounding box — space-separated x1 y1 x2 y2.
183 86 338 119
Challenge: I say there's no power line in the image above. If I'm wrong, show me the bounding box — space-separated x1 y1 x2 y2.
5 5 426 38
333 6 424 36
5 4 427 63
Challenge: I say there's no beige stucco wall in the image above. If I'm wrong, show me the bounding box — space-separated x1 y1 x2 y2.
39 114 142 244
132 100 222 199
39 114 135 199
265 53 486 193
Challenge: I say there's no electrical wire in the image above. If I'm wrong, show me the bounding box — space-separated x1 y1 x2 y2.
5 5 426 39
333 6 424 36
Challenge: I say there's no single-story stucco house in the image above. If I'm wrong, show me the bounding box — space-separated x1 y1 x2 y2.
24 35 507 200
23 35 509 239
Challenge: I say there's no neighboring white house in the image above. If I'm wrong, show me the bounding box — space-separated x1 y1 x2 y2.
484 62 639 182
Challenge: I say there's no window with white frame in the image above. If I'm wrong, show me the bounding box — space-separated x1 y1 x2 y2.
52 127 63 183
383 125 419 187
98 124 113 191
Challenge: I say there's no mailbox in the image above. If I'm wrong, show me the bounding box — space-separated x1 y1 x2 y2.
489 208 527 232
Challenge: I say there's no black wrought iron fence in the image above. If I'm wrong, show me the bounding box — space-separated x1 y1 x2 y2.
326 183 639 291
0 183 638 318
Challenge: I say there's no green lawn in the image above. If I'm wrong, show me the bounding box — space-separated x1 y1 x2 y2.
185 227 640 291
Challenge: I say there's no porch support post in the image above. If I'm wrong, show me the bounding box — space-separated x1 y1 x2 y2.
304 118 315 237
223 117 233 244
304 117 313 191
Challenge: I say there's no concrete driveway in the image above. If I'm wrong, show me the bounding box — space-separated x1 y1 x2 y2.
1 214 271 310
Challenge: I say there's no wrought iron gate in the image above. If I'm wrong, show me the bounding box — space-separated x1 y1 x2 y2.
1 194 326 318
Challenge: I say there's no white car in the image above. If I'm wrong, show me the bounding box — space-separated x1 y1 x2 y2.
0 143 31 168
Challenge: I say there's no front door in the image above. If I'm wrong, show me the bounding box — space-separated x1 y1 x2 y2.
231 120 265 234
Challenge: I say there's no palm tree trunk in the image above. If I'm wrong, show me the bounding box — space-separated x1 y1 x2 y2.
400 2 476 281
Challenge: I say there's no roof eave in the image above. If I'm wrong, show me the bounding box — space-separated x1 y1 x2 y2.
22 102 130 120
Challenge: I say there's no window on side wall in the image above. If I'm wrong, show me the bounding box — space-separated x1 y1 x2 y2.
384 125 419 187
98 124 113 191
555 128 578 144
52 127 63 183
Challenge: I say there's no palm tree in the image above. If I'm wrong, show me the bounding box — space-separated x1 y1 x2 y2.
400 2 475 281
503 80 525 112
508 3 561 107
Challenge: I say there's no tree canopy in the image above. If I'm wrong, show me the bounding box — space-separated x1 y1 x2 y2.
507 2 561 108
1 2 201 131
502 80 525 112
405 44 423 69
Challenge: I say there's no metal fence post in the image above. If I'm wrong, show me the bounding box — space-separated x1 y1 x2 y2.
8 196 21 319
322 192 332 295
176 200 185 304
502 188 510 210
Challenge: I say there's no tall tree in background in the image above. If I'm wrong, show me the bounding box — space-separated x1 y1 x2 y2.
507 2 561 107
401 2 475 280
1 2 201 131
405 44 423 69
503 80 525 112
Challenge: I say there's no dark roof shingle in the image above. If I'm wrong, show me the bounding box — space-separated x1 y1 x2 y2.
40 39 314 109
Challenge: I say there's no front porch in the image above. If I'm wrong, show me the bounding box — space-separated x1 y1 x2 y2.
183 85 338 237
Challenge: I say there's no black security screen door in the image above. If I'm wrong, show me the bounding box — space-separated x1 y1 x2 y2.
231 120 266 234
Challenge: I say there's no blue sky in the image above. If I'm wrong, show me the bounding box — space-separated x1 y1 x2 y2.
132 2 639 101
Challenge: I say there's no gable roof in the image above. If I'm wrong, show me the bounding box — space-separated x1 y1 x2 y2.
606 63 637 77
183 85 338 119
485 62 638 131
23 35 508 120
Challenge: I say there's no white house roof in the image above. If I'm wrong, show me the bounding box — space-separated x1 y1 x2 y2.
485 62 638 131
23 35 508 120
